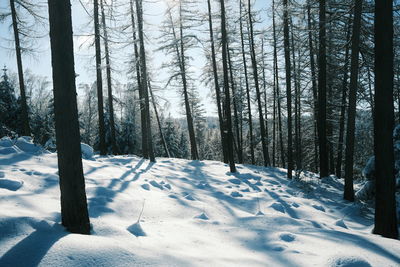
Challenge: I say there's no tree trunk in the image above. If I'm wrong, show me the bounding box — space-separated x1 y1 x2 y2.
220 0 236 173
283 0 293 178
227 44 243 163
207 0 228 163
130 0 148 158
178 4 199 160
273 0 285 167
318 0 328 178
343 0 363 202
248 0 270 167
373 0 398 239
9 0 30 136
307 0 318 173
239 0 255 165
94 0 106 155
336 15 353 178
148 80 170 158
135 0 155 162
47 0 90 234
100 0 118 155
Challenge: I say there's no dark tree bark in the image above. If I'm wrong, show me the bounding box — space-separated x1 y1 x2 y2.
129 0 148 159
307 0 318 173
177 3 199 160
336 15 353 178
135 0 155 162
148 80 170 158
220 0 236 173
373 0 399 239
9 0 30 136
239 0 255 165
94 0 106 155
317 0 328 178
273 0 285 167
227 44 243 163
100 0 118 155
344 0 363 202
248 0 270 167
47 0 90 234
207 0 228 163
283 0 293 178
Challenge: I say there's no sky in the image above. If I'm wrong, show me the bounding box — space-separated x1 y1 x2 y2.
0 0 270 118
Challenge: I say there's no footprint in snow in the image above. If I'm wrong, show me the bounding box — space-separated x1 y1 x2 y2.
254 181 263 186
141 184 150 190
184 194 196 201
228 178 241 185
127 221 146 237
334 219 348 229
168 194 178 199
270 202 285 213
230 191 243 198
312 204 326 212
194 212 209 220
0 179 23 191
149 180 163 190
279 233 296 242
291 203 300 208
241 188 250 193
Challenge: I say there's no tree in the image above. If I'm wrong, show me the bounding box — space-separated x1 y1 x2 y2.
373 0 398 239
282 0 293 178
100 0 118 155
9 0 31 136
94 0 106 155
317 0 329 178
343 0 363 202
248 0 270 167
135 0 155 162
47 0 90 234
220 0 236 173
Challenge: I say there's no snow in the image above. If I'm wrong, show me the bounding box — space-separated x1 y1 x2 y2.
0 142 399 266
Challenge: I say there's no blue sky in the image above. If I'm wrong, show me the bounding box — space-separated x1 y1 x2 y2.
0 0 270 118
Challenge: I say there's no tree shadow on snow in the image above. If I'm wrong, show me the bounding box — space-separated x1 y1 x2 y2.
0 221 66 267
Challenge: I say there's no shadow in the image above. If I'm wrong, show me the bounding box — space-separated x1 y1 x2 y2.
88 160 153 218
0 222 66 267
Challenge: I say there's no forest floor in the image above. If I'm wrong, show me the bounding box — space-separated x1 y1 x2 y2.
0 137 399 267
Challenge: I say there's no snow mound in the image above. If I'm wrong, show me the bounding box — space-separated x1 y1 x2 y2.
0 146 20 155
127 221 146 237
0 179 23 191
334 219 348 229
328 255 372 267
0 137 13 147
80 143 94 159
15 137 41 153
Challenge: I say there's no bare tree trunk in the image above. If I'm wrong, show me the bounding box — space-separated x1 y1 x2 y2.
227 44 243 163
248 0 270 167
273 0 285 167
94 0 106 155
135 0 155 162
307 0 318 173
48 0 90 234
318 0 328 178
373 0 398 239
283 0 293 178
220 0 236 173
129 0 148 158
148 80 170 158
207 0 228 163
344 0 363 202
336 15 352 178
100 0 118 155
10 0 30 136
177 4 199 160
239 0 255 165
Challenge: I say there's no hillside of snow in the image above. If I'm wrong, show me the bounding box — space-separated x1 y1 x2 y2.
0 137 399 267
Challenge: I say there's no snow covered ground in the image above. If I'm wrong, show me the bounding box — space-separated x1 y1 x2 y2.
0 138 399 267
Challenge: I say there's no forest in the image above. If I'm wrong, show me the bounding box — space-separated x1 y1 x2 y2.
0 0 399 266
